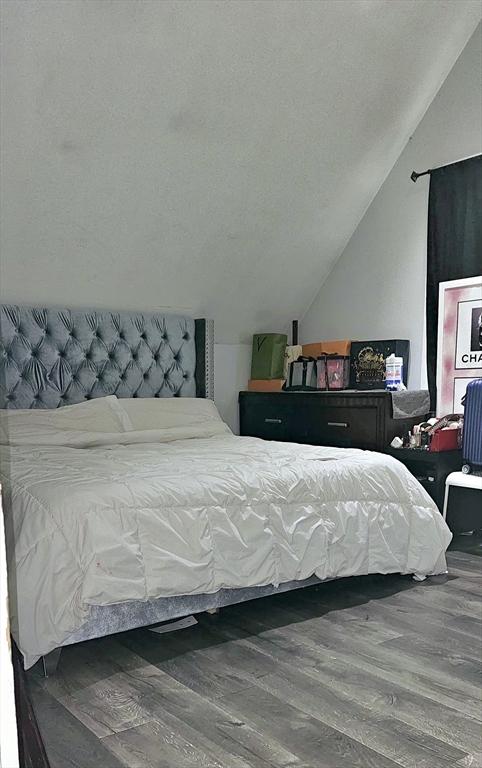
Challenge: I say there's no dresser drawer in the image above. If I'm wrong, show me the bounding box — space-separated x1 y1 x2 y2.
240 396 309 443
306 405 379 448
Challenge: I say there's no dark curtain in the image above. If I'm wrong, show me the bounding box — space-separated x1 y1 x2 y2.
426 155 482 410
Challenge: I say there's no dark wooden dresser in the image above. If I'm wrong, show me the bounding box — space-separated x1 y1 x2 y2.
239 390 423 451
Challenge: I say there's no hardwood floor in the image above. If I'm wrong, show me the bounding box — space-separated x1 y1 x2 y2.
27 538 482 768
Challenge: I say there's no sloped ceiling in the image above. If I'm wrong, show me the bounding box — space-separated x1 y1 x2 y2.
1 0 480 342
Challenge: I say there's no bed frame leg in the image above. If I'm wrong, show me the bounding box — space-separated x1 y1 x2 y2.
42 648 62 677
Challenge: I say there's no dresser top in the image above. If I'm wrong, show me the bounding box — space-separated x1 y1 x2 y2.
240 389 391 397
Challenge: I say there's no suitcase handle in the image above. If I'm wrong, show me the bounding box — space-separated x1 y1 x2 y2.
265 418 282 424
327 421 349 428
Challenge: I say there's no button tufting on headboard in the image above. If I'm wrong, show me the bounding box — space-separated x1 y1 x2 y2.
0 306 198 408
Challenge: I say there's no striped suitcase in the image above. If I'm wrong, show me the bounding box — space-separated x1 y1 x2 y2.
462 378 482 474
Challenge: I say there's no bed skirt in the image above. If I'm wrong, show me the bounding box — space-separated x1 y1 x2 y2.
62 576 323 645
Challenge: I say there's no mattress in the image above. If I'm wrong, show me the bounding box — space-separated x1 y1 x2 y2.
0 397 452 668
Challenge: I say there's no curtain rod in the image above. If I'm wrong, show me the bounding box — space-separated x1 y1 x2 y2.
410 152 481 183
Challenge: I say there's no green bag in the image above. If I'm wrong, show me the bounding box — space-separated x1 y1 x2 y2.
251 333 287 379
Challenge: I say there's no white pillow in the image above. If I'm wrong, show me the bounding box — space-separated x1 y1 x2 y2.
0 396 125 445
0 396 230 447
116 397 226 431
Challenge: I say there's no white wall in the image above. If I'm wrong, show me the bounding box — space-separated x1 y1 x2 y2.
214 344 251 433
301 24 482 390
0 4 480 421
0 1 480 346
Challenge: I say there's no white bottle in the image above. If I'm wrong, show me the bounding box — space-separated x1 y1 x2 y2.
385 353 403 391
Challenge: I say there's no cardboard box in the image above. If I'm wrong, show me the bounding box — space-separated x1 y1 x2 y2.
248 379 285 392
302 340 351 358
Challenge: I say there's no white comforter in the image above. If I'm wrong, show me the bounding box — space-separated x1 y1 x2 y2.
0 397 451 668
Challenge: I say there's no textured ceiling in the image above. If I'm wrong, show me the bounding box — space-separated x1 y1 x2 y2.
1 0 481 342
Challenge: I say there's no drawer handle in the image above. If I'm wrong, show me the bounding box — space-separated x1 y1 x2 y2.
327 421 348 428
265 418 282 424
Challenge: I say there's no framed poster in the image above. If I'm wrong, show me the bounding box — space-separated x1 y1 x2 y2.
436 276 482 416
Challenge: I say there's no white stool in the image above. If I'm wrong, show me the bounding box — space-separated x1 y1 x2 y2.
442 471 482 520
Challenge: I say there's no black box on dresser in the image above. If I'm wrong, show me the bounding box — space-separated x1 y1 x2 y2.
349 340 410 389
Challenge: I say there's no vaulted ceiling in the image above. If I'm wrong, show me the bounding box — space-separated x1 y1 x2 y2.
1 1 480 341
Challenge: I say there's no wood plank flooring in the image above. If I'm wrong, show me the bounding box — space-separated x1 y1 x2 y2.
27 537 482 768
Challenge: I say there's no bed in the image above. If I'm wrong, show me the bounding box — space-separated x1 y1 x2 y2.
0 305 452 670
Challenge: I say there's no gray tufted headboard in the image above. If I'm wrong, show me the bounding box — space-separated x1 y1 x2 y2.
0 305 214 409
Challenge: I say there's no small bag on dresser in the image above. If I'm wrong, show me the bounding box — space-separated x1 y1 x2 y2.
283 344 303 379
251 333 288 380
284 357 325 391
